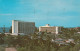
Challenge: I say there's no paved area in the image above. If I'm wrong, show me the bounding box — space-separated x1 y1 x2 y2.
5 47 17 51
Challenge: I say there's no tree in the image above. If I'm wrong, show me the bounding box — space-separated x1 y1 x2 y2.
0 34 5 44
4 35 16 47
35 27 39 32
3 25 5 34
70 44 80 51
9 26 12 33
58 46 70 51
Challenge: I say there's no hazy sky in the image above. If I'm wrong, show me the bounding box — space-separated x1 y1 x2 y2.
0 0 80 27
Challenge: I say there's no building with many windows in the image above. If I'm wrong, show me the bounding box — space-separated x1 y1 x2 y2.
39 24 61 34
12 20 35 35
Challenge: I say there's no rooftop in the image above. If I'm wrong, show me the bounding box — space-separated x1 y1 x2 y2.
12 20 35 23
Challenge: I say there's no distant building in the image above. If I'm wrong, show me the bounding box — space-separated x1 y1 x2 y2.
0 27 10 33
74 27 80 32
12 20 35 35
39 24 61 34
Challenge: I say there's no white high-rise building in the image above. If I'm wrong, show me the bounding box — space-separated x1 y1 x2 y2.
12 20 35 35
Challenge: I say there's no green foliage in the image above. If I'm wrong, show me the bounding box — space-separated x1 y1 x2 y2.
4 35 16 46
17 47 27 51
61 28 77 39
50 47 56 51
0 30 80 51
58 46 70 51
0 34 5 44
70 44 80 51
9 26 12 33
17 46 56 51
0 46 5 51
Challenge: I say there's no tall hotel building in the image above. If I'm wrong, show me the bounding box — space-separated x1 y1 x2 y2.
12 20 35 35
39 24 61 34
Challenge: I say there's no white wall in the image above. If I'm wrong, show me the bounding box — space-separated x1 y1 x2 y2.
12 20 18 34
56 27 58 34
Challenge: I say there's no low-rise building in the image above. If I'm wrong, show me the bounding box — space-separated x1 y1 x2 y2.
39 24 61 34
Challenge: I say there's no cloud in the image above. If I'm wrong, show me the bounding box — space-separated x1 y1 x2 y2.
18 0 80 18
31 0 80 14
18 0 80 15
0 14 14 16
2 0 80 27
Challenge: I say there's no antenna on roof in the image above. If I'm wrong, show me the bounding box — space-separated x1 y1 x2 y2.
34 8 35 17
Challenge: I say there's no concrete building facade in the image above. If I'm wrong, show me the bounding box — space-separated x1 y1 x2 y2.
39 24 61 34
12 20 35 35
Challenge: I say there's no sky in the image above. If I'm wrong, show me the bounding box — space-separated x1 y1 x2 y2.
0 0 80 27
